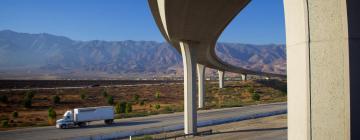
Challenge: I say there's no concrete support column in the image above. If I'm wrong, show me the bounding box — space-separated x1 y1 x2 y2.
284 0 359 139
197 64 205 109
241 74 247 81
179 41 197 135
218 70 225 88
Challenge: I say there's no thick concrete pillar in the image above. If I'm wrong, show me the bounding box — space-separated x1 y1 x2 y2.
284 0 359 139
197 64 205 109
218 70 225 88
179 41 197 135
241 74 247 81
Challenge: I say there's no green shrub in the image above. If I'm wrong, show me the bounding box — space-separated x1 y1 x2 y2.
0 95 8 103
0 115 8 121
23 91 35 108
115 102 128 114
133 135 153 140
23 97 32 108
164 106 173 112
252 92 260 101
155 104 161 110
52 95 60 104
140 100 145 106
246 87 255 93
102 90 108 97
12 111 18 118
115 102 121 114
48 107 57 125
25 91 35 99
155 92 161 99
107 96 114 105
125 103 132 113
119 102 127 113
133 94 140 102
1 120 9 128
80 93 86 100
48 107 56 119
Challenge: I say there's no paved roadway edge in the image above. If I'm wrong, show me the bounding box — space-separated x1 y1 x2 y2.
65 108 287 140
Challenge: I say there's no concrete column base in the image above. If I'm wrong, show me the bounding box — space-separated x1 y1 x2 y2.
180 41 197 135
197 64 205 109
241 74 247 81
218 70 225 88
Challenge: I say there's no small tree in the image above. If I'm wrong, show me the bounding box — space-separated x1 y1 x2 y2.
1 120 9 128
48 107 57 125
164 106 172 112
25 91 35 100
252 92 260 101
140 100 145 106
133 94 140 102
102 90 108 97
25 91 35 98
155 91 161 99
23 96 32 108
0 95 8 103
155 104 161 110
115 102 121 114
120 102 127 113
23 91 35 108
12 111 18 118
52 95 60 104
246 87 255 93
125 103 132 113
80 93 86 100
107 96 114 105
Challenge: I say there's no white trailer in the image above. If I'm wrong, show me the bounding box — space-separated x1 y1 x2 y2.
56 106 114 129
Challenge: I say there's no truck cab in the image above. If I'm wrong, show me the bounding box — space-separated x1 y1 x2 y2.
56 110 74 128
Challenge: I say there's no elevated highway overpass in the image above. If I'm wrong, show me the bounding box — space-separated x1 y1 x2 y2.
149 0 360 139
148 0 284 135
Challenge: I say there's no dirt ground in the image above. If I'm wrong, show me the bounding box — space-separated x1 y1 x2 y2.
0 79 286 131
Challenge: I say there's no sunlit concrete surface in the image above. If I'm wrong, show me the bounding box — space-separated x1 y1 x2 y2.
284 0 360 139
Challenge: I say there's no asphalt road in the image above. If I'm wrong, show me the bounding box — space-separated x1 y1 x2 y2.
0 102 286 140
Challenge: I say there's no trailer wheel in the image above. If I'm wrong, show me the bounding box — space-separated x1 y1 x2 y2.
78 122 86 127
104 119 113 125
60 124 66 129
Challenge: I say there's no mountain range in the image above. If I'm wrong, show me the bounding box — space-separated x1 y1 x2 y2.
0 30 286 79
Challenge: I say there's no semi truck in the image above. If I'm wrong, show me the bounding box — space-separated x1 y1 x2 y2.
56 106 114 129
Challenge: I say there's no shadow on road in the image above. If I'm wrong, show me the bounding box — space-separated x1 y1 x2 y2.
211 127 287 135
73 120 160 129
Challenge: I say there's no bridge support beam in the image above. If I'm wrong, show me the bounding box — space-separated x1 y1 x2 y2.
218 70 225 88
197 64 205 109
284 0 359 139
179 41 197 135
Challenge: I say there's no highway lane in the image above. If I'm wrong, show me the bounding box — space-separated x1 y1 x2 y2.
0 102 286 140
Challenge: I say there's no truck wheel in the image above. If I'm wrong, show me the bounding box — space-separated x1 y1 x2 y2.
60 124 66 129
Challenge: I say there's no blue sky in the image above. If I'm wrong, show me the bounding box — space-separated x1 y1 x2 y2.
0 0 285 44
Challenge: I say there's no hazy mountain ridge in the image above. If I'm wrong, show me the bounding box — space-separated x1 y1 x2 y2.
0 30 286 79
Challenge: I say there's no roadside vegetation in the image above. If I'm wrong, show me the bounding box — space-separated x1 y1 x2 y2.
0 79 286 130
